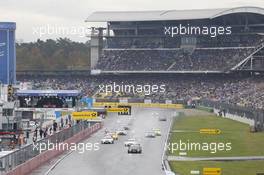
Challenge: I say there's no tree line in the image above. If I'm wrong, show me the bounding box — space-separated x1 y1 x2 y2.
16 38 90 71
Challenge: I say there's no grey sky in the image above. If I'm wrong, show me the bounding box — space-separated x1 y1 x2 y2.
1 0 263 42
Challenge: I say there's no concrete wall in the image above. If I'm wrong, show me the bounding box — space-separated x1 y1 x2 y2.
213 109 255 126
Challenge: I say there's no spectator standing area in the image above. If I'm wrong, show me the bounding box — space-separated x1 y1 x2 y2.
0 90 82 150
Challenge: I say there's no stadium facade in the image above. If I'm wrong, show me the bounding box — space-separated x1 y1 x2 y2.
0 22 16 85
86 6 264 74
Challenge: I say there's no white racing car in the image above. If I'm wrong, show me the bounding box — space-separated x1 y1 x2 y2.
124 138 137 147
128 143 142 154
101 136 114 144
116 129 127 136
145 131 156 138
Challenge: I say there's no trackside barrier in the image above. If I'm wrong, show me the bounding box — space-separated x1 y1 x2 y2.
93 102 184 109
2 122 102 175
163 112 184 175
93 102 119 108
198 99 264 131
214 108 255 126
162 114 180 175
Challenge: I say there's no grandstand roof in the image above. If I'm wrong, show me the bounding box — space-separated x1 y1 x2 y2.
86 6 264 22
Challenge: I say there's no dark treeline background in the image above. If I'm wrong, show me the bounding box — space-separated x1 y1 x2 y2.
16 38 90 71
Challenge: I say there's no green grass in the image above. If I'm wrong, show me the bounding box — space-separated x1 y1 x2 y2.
169 114 264 157
169 161 264 175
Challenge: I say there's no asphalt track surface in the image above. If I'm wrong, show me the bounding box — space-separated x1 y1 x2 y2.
33 107 175 175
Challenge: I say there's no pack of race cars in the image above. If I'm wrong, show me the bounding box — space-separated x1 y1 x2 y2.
101 127 162 154
100 113 166 154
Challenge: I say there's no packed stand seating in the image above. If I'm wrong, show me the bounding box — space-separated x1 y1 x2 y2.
97 48 254 71
98 34 264 72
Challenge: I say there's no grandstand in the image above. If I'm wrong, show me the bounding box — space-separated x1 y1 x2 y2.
86 6 264 73
17 6 264 129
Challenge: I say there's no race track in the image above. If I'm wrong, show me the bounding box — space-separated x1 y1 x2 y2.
32 107 175 175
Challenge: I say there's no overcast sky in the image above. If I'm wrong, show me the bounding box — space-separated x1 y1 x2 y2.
1 0 263 43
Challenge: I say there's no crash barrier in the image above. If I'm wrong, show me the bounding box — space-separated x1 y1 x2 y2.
198 99 264 131
162 113 184 175
214 108 255 126
94 98 185 109
162 117 174 175
93 102 184 109
1 122 102 175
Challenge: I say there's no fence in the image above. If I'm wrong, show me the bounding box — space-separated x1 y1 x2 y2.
0 121 100 175
198 99 264 131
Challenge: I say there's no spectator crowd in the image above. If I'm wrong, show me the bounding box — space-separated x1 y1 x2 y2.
97 48 254 71
97 33 264 72
18 75 264 110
